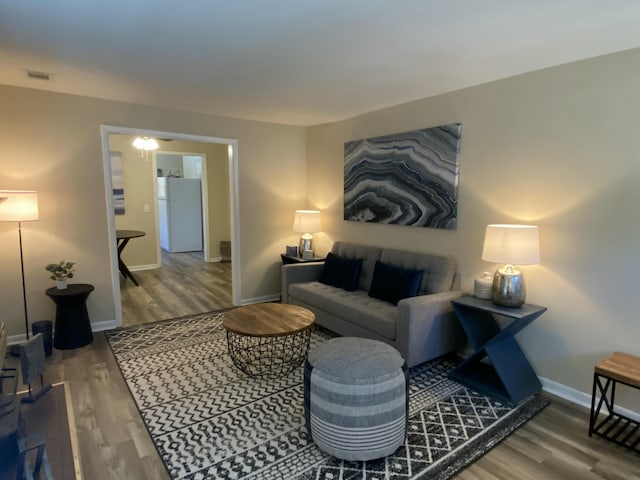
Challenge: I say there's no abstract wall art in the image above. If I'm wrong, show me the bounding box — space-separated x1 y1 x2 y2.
110 151 125 215
344 123 462 230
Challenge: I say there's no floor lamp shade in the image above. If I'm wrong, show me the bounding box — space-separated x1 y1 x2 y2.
0 190 39 222
0 190 39 343
293 210 321 255
482 224 540 307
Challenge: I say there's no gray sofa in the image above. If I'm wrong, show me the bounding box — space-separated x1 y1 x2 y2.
281 241 465 367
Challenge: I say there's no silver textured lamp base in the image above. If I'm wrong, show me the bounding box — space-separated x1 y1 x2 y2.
299 234 313 256
491 264 525 308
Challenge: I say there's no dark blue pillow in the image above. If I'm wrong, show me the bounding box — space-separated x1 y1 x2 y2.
319 252 363 291
368 261 424 305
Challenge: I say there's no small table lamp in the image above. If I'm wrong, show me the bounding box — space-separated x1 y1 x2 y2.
481 224 540 307
293 210 321 256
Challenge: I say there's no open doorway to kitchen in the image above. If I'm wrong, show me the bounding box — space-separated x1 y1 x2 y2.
100 125 240 327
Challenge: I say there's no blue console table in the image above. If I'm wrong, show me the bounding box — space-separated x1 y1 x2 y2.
449 295 547 405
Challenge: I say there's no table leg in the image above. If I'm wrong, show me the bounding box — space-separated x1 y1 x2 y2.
117 238 140 286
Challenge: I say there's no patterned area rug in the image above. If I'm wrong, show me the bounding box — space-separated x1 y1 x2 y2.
106 311 548 480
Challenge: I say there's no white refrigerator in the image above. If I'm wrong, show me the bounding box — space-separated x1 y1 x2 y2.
157 177 203 252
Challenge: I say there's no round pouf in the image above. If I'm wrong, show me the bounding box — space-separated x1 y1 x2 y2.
304 337 408 461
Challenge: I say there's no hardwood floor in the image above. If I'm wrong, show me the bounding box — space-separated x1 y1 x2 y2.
458 396 640 480
120 250 233 326
7 257 640 479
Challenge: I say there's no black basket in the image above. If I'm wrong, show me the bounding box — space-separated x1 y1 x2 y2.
31 320 53 356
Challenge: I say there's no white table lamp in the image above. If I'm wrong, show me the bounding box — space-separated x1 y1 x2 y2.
481 224 540 307
293 210 321 256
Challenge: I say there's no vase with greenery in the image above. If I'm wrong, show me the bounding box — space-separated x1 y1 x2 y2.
45 261 75 290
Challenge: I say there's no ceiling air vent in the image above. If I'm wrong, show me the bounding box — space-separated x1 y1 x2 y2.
24 69 52 81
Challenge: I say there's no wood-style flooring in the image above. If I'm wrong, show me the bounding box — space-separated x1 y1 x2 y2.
7 255 640 479
120 251 233 326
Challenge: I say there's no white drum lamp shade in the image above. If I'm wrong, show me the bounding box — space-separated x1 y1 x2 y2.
482 224 540 307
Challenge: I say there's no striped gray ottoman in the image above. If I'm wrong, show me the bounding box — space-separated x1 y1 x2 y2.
304 337 408 461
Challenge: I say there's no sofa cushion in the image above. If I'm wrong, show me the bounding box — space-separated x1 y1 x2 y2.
318 252 363 291
331 242 383 291
368 261 424 305
380 248 455 294
288 281 397 340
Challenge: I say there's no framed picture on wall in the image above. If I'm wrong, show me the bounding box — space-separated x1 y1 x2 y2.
344 124 462 230
111 151 125 215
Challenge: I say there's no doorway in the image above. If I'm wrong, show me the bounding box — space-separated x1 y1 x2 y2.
100 125 240 327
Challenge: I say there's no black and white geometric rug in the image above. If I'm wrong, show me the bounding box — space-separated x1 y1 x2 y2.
106 311 548 480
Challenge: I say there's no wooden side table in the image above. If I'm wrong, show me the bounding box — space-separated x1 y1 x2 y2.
589 351 640 452
45 284 94 350
449 295 546 404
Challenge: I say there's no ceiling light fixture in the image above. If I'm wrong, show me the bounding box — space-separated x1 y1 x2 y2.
132 136 159 162
132 137 159 151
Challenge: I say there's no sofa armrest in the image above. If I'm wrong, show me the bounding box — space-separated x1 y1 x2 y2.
396 290 465 367
281 262 325 303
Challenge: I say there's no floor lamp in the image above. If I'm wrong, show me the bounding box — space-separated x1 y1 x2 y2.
0 190 39 343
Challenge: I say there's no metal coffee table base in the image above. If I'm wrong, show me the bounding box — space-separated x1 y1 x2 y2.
226 329 312 377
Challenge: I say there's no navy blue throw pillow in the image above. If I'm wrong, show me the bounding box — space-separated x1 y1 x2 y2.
319 253 363 291
368 261 424 305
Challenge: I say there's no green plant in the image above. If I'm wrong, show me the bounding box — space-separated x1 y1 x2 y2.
45 261 75 281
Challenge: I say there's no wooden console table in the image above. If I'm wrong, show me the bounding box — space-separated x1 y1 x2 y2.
449 295 546 405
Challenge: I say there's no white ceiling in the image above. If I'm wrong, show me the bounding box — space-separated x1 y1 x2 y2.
2 1 640 126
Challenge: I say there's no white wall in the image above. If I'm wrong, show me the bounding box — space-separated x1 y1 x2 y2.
182 156 202 179
0 85 306 338
307 47 640 411
110 134 159 268
156 153 203 179
156 153 185 177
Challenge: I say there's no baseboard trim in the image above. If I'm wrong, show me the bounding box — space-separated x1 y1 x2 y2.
540 375 640 422
7 319 119 345
239 294 280 306
7 333 25 345
91 320 118 332
128 263 159 272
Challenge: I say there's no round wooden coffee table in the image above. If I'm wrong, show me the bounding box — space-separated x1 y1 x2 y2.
222 303 315 377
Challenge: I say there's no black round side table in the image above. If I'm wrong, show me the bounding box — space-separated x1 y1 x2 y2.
45 283 95 350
